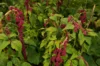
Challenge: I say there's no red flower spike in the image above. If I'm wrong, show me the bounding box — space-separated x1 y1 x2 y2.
68 16 73 22
5 27 11 35
51 56 56 63
73 22 80 32
82 29 87 35
79 10 86 24
9 7 27 60
6 15 11 21
60 24 66 29
61 48 66 56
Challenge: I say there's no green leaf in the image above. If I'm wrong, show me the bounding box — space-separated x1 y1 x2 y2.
83 54 97 66
72 60 78 66
24 38 36 46
50 14 63 21
64 60 71 66
49 34 57 40
96 59 100 65
95 19 100 28
61 18 68 24
7 61 13 66
88 31 97 36
43 60 50 66
79 58 86 66
27 46 41 65
0 52 8 66
63 22 74 30
50 15 57 21
0 41 10 54
78 30 85 45
22 62 31 66
9 33 17 38
46 27 57 32
40 39 48 48
67 44 77 54
0 33 8 40
11 40 22 52
70 53 78 60
12 58 21 66
55 40 61 48
46 41 54 48
38 15 43 22
71 32 76 39
85 37 91 45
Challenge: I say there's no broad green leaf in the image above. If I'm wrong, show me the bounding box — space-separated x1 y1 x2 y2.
22 62 31 66
61 18 68 24
12 58 21 66
43 60 50 66
79 58 86 66
78 30 85 45
70 53 78 60
0 33 8 40
88 31 97 36
96 59 100 65
88 33 100 56
67 44 77 54
0 52 8 66
27 46 41 65
55 40 61 48
50 15 57 21
7 61 13 66
24 38 36 46
0 41 10 54
50 14 63 21
83 43 89 52
49 34 57 40
40 39 48 48
46 41 54 48
95 19 100 28
11 40 22 52
63 22 74 30
46 27 57 32
85 37 91 45
72 60 78 66
38 15 43 22
83 54 97 66
71 32 76 39
64 60 71 66
43 54 49 59
9 33 17 38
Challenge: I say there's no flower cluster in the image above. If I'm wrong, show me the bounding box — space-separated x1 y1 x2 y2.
67 16 87 35
24 0 32 11
79 10 87 24
51 34 69 66
9 6 27 60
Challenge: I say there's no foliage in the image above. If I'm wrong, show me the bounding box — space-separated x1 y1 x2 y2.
0 0 100 66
